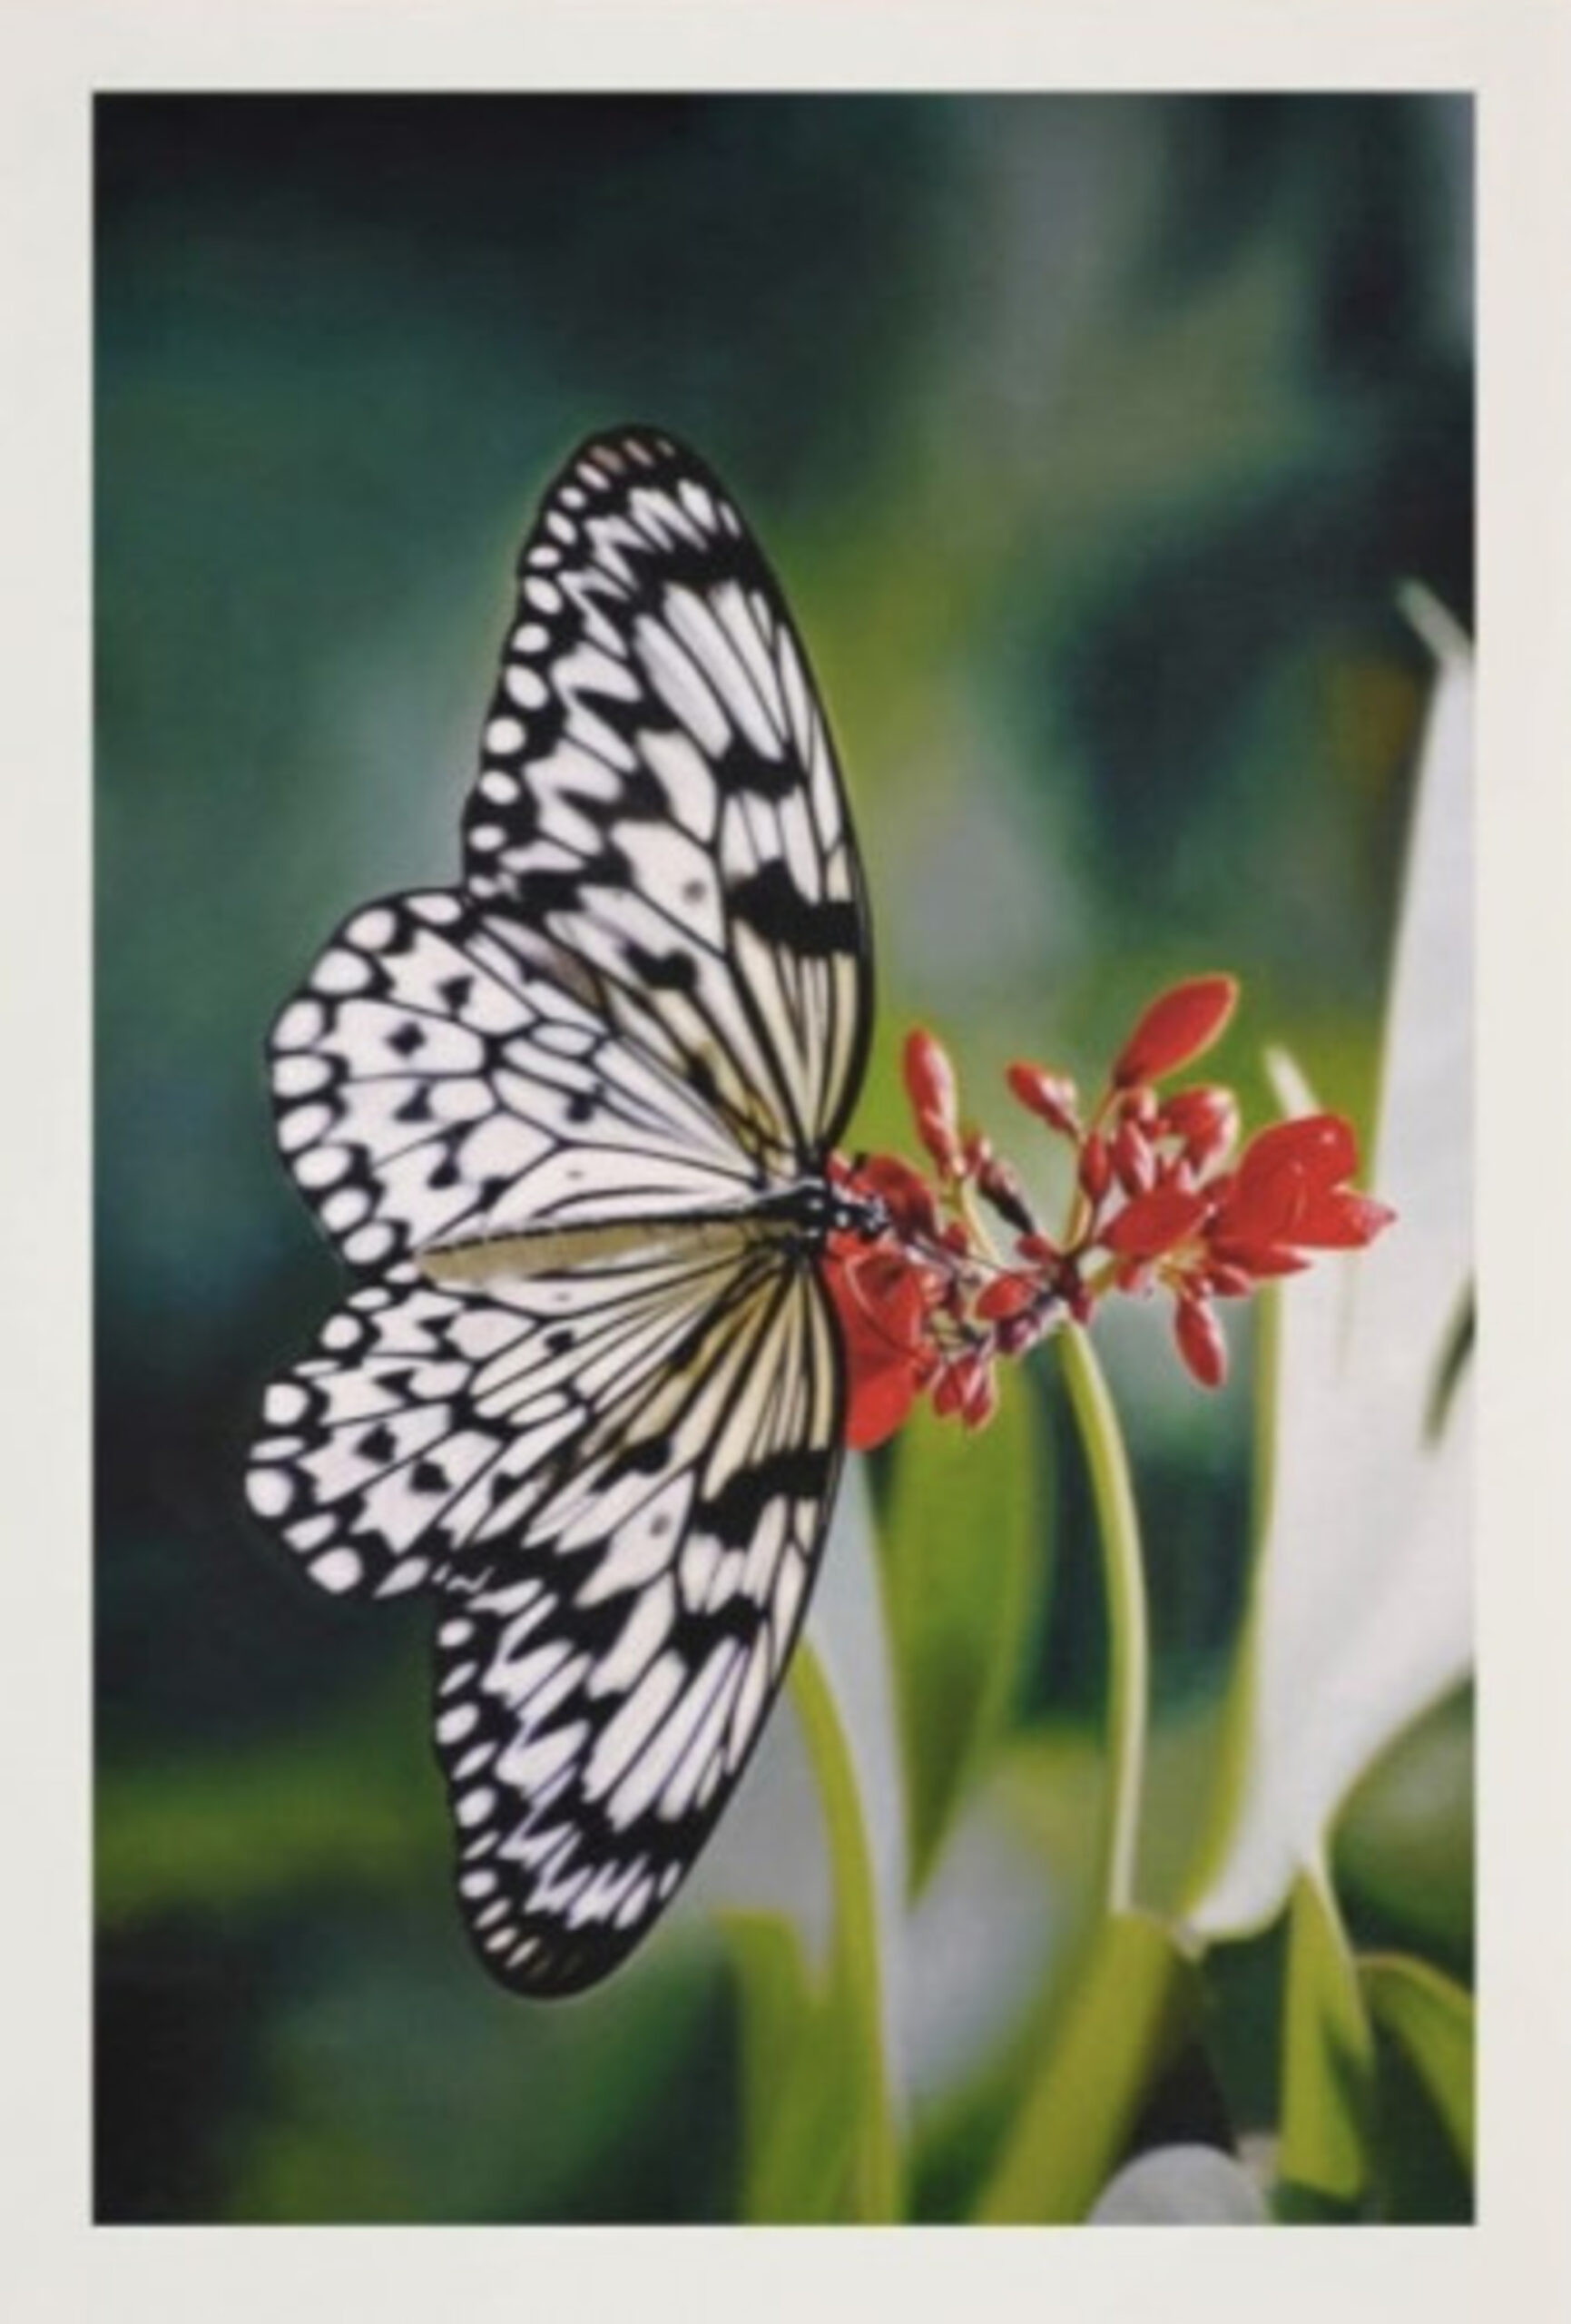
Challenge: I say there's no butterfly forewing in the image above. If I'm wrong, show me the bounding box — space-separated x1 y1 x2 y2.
464 429 871 1169
249 428 873 1994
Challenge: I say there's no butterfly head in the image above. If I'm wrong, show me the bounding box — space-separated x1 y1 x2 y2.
751 1175 889 1250
825 1181 890 1244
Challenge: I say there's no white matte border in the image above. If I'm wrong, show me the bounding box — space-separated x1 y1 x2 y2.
5 3 1566 2319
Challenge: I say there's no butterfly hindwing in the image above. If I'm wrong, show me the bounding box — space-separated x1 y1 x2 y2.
248 1241 845 1995
433 1255 843 1995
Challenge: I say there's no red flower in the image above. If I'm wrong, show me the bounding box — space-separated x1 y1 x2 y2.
1207 1114 1394 1275
822 1240 938 1452
1113 975 1238 1088
825 990 1393 1441
1102 1181 1208 1259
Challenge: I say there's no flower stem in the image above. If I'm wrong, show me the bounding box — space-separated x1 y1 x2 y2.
790 1636 902 2221
1058 1323 1148 1917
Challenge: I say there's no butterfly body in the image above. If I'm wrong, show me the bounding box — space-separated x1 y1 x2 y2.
248 428 877 1995
419 1175 887 1290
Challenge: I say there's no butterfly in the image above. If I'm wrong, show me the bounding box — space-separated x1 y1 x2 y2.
246 428 881 1995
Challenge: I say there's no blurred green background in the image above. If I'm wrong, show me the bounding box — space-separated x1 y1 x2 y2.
95 94 1471 2223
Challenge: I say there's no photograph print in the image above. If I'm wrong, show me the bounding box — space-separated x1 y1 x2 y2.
95 93 1473 2225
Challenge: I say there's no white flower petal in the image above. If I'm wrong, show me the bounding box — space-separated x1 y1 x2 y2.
1189 596 1473 1935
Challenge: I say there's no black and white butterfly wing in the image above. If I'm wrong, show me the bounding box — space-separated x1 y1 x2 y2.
464 428 872 1173
266 431 873 1269
249 1239 844 1994
250 428 873 1994
266 887 774 1275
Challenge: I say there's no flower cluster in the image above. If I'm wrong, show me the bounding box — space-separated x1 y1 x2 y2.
821 976 1393 1450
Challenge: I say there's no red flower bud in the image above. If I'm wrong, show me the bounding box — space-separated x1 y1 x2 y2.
950 1349 998 1430
1006 1061 1081 1137
1160 1083 1240 1172
1113 975 1238 1088
932 1361 965 1419
1111 1118 1156 1197
1173 1293 1228 1388
1056 1261 1093 1325
975 1271 1038 1323
903 1029 963 1176
996 1310 1047 1358
975 1150 1038 1236
1078 1130 1113 1205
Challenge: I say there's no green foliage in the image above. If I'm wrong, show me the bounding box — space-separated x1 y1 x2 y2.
1275 1869 1377 2215
977 1913 1196 2222
1362 1954 1474 2178
726 1641 900 2222
878 1368 1049 1896
96 1681 439 1930
727 1915 859 2221
1334 1688 1475 1976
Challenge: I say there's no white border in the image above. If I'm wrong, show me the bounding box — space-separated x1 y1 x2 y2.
5 3 1567 2317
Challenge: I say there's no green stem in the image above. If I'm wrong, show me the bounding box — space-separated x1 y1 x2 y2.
972 1325 1171 2223
789 1637 902 2221
1058 1323 1148 1917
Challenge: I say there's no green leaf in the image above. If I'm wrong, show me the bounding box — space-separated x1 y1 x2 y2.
1361 1953 1474 2173
879 1365 1048 1895
1276 1868 1376 2211
974 1912 1193 2223
725 1913 858 2222
1333 1687 1474 1975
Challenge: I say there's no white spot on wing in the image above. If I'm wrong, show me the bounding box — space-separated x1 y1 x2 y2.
309 1547 365 1594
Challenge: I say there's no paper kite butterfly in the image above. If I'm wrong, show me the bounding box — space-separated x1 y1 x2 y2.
246 428 881 1996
